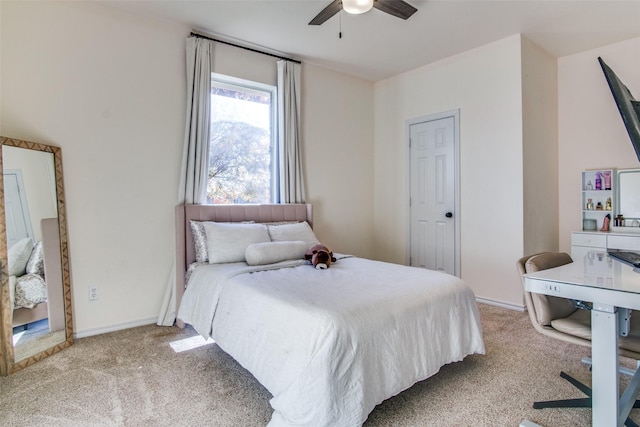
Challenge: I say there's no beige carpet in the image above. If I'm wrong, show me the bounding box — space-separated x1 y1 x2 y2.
0 303 638 426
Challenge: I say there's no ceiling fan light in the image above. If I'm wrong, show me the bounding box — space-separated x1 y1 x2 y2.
342 0 373 14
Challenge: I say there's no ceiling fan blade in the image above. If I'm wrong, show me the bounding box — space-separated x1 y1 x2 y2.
373 0 417 20
309 0 343 25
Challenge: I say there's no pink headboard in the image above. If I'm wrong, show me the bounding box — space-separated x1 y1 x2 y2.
175 204 313 308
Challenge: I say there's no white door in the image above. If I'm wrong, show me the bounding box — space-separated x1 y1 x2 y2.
409 112 458 276
4 170 33 249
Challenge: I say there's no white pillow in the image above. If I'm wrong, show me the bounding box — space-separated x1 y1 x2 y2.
267 222 320 247
245 241 308 266
8 238 33 277
203 222 270 264
191 220 256 263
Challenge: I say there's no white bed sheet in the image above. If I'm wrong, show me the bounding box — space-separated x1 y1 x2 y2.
178 256 485 427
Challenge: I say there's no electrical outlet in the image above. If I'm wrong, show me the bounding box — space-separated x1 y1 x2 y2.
89 286 99 301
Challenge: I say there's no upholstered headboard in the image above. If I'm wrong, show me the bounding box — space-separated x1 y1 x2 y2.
175 204 313 308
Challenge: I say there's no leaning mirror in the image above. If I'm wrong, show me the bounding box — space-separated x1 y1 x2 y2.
617 168 640 223
0 136 72 375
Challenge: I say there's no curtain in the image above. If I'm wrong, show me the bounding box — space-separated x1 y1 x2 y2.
179 37 213 204
276 60 306 203
157 36 213 326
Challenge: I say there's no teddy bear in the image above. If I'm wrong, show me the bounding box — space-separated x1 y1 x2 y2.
304 244 337 269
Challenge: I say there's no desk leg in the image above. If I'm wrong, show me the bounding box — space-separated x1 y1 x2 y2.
591 307 620 427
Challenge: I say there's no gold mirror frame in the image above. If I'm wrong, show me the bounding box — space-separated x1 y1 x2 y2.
0 136 73 375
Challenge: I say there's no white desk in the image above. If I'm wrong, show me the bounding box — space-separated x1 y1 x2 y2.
525 252 640 427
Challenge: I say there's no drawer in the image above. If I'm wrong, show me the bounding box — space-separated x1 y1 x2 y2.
571 232 607 248
571 245 607 261
607 235 640 251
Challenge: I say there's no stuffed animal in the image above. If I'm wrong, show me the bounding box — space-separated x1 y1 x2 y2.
304 244 336 270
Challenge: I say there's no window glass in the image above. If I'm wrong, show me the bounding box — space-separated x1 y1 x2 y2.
208 74 275 204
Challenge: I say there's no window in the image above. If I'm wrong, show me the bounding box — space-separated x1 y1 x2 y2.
207 74 276 204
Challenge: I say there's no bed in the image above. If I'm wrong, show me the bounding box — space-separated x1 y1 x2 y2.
175 204 485 427
10 218 64 332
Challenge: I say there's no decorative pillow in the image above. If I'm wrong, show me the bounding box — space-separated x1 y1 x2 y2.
245 241 309 266
9 276 16 310
203 222 270 264
267 221 320 247
26 241 44 276
8 238 34 277
190 220 209 263
13 273 47 309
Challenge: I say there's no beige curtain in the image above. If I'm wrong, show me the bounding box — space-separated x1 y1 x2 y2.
157 36 213 326
179 36 213 204
276 60 306 203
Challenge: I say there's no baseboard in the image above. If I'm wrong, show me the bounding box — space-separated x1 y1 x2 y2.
74 317 158 339
476 297 525 312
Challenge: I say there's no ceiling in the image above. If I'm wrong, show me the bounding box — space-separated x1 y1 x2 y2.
105 0 640 82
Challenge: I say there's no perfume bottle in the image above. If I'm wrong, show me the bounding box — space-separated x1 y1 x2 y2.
606 197 612 210
603 171 612 190
586 198 594 210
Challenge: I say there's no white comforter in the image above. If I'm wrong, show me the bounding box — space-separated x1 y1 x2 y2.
178 256 485 427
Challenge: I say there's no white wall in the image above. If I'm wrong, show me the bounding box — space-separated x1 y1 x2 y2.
521 38 559 257
558 37 640 253
302 65 375 257
1 1 375 336
374 35 526 307
1 1 186 335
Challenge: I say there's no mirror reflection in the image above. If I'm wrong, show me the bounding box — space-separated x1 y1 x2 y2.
0 137 72 375
4 146 63 362
618 168 640 222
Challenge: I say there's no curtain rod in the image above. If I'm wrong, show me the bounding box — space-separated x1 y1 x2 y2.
190 32 301 64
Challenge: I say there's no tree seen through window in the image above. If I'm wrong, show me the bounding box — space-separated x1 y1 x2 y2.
208 76 274 204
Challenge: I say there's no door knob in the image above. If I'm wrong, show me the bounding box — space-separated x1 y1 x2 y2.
445 212 453 218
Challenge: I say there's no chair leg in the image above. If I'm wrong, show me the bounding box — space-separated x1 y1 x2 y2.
533 397 590 409
534 371 640 427
560 371 592 396
533 371 592 409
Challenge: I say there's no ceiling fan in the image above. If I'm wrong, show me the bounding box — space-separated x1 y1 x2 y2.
309 0 418 25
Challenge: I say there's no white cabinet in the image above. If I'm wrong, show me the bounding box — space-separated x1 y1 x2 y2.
571 231 607 260
571 231 640 260
608 235 640 251
572 169 640 261
581 169 614 231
